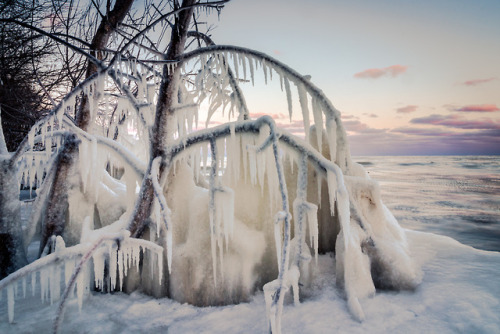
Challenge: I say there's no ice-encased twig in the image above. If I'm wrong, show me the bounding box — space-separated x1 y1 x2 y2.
147 116 360 331
0 229 163 331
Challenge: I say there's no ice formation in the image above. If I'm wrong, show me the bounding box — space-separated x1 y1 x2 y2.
0 232 162 328
0 34 421 334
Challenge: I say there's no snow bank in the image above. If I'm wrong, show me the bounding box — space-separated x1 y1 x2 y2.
1 230 498 333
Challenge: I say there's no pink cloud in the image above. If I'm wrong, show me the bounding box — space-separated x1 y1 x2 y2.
343 120 368 132
462 77 496 86
454 104 499 112
396 105 418 114
354 65 408 79
363 113 378 118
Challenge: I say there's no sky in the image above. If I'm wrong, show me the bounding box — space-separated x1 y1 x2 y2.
203 0 500 155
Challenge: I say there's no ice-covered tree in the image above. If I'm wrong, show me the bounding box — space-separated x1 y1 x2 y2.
0 1 422 333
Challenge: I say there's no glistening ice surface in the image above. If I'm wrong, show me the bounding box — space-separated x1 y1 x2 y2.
354 156 500 251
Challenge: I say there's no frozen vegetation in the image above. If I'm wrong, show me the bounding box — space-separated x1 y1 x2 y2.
1 230 499 333
0 1 498 333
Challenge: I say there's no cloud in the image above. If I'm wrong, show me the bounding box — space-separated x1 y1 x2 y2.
341 114 357 120
250 112 288 120
462 77 496 86
354 65 407 79
410 114 500 130
396 105 418 114
363 113 378 118
454 104 499 112
342 120 368 132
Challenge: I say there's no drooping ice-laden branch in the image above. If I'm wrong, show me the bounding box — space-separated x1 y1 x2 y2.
163 115 354 333
0 231 163 329
187 31 249 121
174 45 356 174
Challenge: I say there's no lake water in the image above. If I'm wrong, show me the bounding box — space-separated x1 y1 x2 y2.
352 156 500 252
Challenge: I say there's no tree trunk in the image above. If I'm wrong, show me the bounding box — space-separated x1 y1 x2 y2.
75 0 135 131
40 0 134 250
128 0 196 237
38 134 80 256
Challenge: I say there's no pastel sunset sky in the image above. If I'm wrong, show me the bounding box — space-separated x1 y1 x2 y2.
206 0 500 155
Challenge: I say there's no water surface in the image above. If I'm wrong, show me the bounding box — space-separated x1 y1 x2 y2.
353 156 500 252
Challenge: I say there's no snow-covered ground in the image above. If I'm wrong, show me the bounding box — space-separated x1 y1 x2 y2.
1 230 498 333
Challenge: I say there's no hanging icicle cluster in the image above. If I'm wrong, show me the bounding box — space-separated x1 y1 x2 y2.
0 232 163 325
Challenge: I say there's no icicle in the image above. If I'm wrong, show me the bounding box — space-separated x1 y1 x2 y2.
297 83 311 141
284 77 293 122
248 146 257 185
306 203 319 264
249 56 255 86
317 174 322 208
118 248 124 290
22 277 26 299
209 139 218 287
326 170 338 216
76 262 88 311
262 62 268 84
93 249 105 290
134 245 141 272
326 116 337 163
109 245 117 290
312 97 323 153
241 134 250 183
65 259 75 288
166 228 172 275
7 284 14 323
216 188 235 251
232 53 239 79
40 268 49 303
241 54 247 81
31 271 36 297
50 264 61 304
